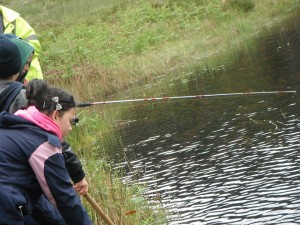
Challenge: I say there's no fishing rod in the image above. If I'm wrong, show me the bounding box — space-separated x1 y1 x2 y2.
77 91 296 107
84 193 115 225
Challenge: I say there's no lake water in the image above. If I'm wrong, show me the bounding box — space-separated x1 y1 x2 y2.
112 12 300 224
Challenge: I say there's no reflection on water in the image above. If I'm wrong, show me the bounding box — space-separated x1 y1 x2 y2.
113 14 300 224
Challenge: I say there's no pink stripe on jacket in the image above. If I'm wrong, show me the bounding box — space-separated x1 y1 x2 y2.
28 142 61 207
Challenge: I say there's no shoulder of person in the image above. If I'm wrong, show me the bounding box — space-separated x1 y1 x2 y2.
0 80 14 91
0 5 20 22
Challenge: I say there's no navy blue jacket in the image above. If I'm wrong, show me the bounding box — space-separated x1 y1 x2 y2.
0 112 92 225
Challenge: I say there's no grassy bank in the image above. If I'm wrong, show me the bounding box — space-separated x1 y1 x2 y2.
8 0 300 99
6 0 300 224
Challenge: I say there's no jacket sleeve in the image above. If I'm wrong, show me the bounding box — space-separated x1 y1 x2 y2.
29 142 93 225
62 141 85 183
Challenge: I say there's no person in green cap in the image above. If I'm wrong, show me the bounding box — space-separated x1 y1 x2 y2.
9 36 35 83
0 34 26 113
0 34 34 113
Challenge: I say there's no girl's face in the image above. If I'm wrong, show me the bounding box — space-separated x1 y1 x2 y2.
55 108 76 140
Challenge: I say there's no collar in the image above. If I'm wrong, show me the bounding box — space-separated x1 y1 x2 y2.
0 5 20 25
15 106 62 141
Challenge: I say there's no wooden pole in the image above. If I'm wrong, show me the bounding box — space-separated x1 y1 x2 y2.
84 193 115 225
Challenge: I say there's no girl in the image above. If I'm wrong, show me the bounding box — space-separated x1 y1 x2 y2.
0 79 92 225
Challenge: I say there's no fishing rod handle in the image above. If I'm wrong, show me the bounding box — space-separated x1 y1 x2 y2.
84 193 115 225
76 102 93 107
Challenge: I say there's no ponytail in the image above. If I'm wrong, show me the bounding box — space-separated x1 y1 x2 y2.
26 79 76 114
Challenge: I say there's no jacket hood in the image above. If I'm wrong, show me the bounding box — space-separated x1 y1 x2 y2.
0 111 32 128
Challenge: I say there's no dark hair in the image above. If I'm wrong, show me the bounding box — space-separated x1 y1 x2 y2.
26 79 76 115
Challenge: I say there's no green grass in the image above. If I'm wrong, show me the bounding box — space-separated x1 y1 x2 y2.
82 159 168 224
8 0 299 100
5 0 300 224
39 0 298 99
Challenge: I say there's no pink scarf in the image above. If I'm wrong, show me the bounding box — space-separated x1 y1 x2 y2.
15 106 62 141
